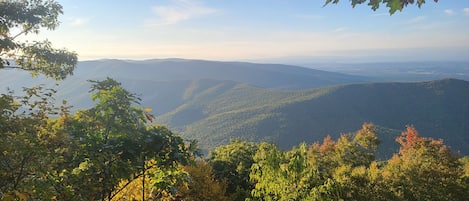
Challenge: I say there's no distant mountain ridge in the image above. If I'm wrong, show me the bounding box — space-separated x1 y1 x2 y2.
76 59 369 89
1 59 468 157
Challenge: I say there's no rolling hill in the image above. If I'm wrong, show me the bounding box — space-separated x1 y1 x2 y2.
0 59 370 116
1 59 468 157
151 78 469 157
74 59 369 89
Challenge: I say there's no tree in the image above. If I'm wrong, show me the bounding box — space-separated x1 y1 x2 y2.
324 0 439 15
0 85 76 200
1 2 78 196
307 123 382 201
308 123 380 177
111 159 191 201
0 78 198 200
112 160 230 201
0 0 77 80
63 78 197 200
249 142 286 200
209 139 259 201
382 125 467 200
250 142 318 201
172 161 230 201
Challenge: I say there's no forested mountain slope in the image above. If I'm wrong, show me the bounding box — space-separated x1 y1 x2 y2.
156 78 469 156
1 60 467 157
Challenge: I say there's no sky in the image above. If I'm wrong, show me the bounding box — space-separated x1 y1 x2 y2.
23 0 469 63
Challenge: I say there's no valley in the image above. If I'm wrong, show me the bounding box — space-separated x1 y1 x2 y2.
2 59 468 157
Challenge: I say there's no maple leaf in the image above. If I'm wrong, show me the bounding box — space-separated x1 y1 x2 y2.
387 0 403 15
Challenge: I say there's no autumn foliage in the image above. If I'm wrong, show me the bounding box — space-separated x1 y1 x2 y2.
1 81 467 200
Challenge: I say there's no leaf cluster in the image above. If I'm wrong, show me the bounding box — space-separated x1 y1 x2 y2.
1 0 77 80
200 123 468 201
324 0 439 15
0 78 198 200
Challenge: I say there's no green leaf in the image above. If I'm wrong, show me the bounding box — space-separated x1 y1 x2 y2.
323 0 340 7
387 0 403 15
352 0 367 8
368 0 382 11
417 0 426 8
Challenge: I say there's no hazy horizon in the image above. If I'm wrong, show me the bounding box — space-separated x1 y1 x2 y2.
19 0 469 63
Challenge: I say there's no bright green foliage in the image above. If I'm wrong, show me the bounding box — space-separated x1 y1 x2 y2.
0 0 77 80
249 142 286 200
61 78 197 200
460 156 469 194
0 86 75 200
308 123 380 177
0 78 467 201
461 156 469 178
246 123 467 201
209 139 259 201
347 122 380 166
250 143 318 201
147 164 191 200
306 123 382 200
354 123 380 154
0 78 198 200
324 0 439 15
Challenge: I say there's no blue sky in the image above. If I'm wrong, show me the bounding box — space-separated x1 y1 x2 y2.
25 0 469 62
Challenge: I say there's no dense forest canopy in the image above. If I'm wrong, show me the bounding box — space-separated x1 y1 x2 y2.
1 0 467 200
2 78 467 200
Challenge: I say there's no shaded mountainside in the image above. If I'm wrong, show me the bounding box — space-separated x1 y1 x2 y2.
0 58 367 114
273 78 469 156
1 59 468 157
76 59 369 89
156 79 469 157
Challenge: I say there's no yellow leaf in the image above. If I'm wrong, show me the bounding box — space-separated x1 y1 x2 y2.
2 194 15 201
15 190 28 201
145 107 152 113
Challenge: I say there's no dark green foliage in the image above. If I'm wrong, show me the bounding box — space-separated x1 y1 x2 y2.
0 78 197 200
0 0 77 80
324 0 439 15
0 85 75 200
63 78 197 200
4 61 466 157
209 139 259 200
1 81 467 200
153 78 469 157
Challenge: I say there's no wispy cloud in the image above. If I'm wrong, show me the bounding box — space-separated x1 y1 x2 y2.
371 12 389 17
444 9 454 15
68 17 91 26
332 27 347 33
402 16 442 31
406 16 426 24
464 8 469 15
294 14 324 20
146 0 218 26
